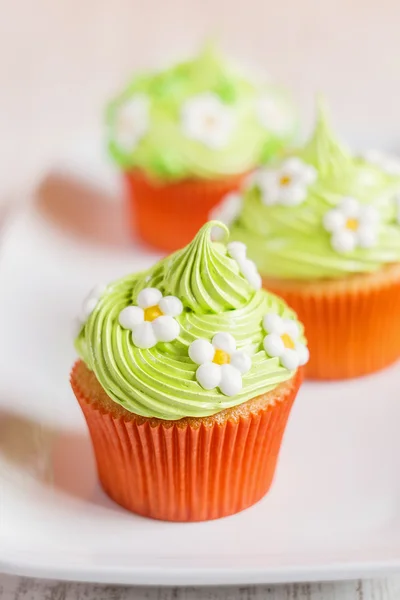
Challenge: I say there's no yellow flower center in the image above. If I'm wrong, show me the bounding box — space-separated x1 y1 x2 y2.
213 349 230 365
279 175 291 186
281 333 295 349
144 305 163 322
346 218 359 231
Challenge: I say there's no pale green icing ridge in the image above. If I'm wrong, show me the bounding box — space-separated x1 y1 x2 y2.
230 102 400 280
75 222 303 420
106 45 297 181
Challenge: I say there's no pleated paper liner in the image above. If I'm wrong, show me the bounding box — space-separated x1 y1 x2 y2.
123 170 249 252
71 361 302 522
264 263 400 380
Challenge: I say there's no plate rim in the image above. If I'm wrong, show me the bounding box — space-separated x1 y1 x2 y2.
2 549 400 586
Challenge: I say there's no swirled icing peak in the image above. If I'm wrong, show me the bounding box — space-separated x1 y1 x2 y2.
106 44 298 181
75 222 307 419
300 98 352 179
226 99 400 280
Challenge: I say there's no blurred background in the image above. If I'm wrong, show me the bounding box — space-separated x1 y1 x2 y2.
1 0 399 197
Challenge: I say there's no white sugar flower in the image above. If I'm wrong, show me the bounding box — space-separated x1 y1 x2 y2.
113 94 149 152
361 149 400 176
118 288 183 349
255 158 317 207
257 94 294 136
77 284 107 327
210 191 243 228
262 314 309 370
210 192 243 240
323 196 379 254
189 332 251 397
227 241 262 290
181 93 234 149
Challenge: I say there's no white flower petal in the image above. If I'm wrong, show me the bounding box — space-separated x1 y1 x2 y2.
189 339 215 365
230 351 252 375
132 321 158 349
263 333 285 358
212 332 237 354
323 209 346 233
331 230 357 254
227 241 247 261
360 205 379 225
80 283 107 321
257 96 292 135
257 171 280 195
283 318 300 340
244 259 258 274
81 297 98 321
357 225 377 249
137 288 163 309
152 315 180 343
115 95 149 151
118 306 145 329
158 296 183 317
89 284 107 299
206 123 233 149
209 192 243 227
196 362 222 390
260 185 280 206
281 349 300 370
182 93 234 149
296 343 310 366
258 176 281 205
245 270 262 290
303 165 317 185
238 258 262 290
280 185 307 206
339 196 360 217
257 169 279 187
219 364 243 396
262 313 285 335
282 157 304 175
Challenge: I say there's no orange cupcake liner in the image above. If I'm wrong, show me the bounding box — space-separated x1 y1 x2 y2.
124 170 249 252
71 365 302 522
264 265 400 380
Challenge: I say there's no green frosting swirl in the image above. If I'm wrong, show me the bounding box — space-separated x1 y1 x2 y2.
106 45 297 181
230 102 400 280
75 222 304 420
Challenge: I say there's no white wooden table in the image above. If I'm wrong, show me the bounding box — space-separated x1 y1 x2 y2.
1 575 400 599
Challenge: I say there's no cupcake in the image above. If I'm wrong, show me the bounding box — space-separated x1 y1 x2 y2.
224 102 400 380
106 45 297 252
71 221 308 521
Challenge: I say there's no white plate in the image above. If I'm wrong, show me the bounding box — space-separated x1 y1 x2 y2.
2 177 400 587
